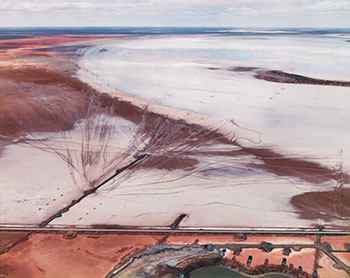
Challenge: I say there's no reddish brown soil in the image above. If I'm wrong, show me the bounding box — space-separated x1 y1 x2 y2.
165 234 316 245
0 35 127 51
139 155 198 171
0 66 76 85
255 70 350 87
0 63 94 158
0 232 162 278
291 188 350 221
226 66 350 87
230 66 258 72
0 79 90 137
238 146 345 184
0 231 29 253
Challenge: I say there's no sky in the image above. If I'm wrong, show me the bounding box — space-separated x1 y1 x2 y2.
0 0 349 28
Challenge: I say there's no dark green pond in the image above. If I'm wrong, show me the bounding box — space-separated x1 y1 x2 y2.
190 267 290 278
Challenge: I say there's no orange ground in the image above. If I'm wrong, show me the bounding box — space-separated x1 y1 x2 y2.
165 234 316 245
231 248 315 273
321 235 350 250
320 235 350 265
1 232 349 278
330 252 350 267
317 252 349 278
0 232 163 278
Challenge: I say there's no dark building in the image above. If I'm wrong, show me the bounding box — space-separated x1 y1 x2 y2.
323 242 332 252
233 247 242 255
261 241 273 252
246 256 253 267
234 233 247 240
283 247 291 256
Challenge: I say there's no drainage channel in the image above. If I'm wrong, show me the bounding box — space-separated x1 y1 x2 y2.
39 154 148 227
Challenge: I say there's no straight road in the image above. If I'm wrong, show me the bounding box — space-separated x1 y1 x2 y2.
1 226 349 235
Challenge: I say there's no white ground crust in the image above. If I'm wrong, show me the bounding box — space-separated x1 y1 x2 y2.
78 34 350 172
50 157 335 228
0 116 139 225
0 142 78 225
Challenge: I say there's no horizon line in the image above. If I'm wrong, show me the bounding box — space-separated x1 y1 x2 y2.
1 26 350 29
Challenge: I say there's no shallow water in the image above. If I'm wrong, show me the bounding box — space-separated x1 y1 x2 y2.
190 267 290 278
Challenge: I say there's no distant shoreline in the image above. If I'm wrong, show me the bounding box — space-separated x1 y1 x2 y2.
1 26 350 41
